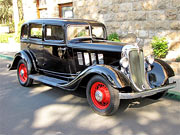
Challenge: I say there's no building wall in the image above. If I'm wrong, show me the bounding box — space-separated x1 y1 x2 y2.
22 0 180 48
22 0 38 20
73 0 180 47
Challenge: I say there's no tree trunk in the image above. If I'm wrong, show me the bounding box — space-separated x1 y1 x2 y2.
13 0 19 34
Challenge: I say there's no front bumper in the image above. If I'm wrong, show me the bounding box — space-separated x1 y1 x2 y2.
119 81 176 99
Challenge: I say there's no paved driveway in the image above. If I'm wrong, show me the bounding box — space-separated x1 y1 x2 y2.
0 59 180 135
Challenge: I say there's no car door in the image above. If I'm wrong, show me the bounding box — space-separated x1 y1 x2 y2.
27 23 44 69
42 24 70 76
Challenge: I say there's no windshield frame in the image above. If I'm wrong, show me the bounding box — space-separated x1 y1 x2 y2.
66 24 107 42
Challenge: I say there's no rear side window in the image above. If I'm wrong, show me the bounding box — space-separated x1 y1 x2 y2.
45 25 64 41
30 24 42 39
21 25 28 39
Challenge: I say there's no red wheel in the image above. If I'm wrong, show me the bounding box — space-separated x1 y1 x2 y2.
86 75 120 116
17 59 33 87
90 82 111 109
18 63 28 83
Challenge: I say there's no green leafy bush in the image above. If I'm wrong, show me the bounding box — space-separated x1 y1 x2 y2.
151 36 168 58
8 22 15 33
0 33 14 43
175 57 180 62
108 33 121 42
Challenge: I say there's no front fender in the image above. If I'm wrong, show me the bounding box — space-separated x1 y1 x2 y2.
63 65 130 90
155 59 175 77
86 65 130 88
147 59 175 88
9 50 33 73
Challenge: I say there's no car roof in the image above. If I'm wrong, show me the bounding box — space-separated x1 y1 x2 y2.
24 18 105 26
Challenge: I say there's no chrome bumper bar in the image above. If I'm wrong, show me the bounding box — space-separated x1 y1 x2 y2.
119 82 176 99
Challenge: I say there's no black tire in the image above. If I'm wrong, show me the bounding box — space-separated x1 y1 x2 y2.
148 80 169 100
86 75 120 116
17 59 33 87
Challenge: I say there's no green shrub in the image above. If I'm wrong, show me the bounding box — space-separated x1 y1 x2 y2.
8 22 15 33
151 36 168 58
108 33 121 42
175 57 180 62
15 20 25 43
0 33 14 43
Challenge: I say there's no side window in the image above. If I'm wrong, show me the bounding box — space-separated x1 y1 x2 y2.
45 25 64 41
21 25 28 39
30 24 42 39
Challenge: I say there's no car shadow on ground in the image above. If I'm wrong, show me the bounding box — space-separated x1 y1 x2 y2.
1 64 180 135
31 81 160 114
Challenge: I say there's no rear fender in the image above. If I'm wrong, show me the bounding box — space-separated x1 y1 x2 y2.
9 50 34 73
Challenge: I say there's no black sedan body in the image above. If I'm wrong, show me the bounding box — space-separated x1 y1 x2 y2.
9 19 176 115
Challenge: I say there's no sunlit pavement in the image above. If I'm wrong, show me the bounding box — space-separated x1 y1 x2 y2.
0 59 180 135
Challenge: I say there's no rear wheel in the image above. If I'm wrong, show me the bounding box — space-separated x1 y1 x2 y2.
86 75 120 116
17 59 33 87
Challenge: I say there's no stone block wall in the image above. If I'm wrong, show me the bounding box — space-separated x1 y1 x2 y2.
22 0 180 56
73 0 180 49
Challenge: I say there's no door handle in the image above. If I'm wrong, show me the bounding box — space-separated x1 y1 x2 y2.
58 48 66 51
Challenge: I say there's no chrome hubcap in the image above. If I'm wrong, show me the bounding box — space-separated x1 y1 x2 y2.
95 90 103 102
20 69 24 76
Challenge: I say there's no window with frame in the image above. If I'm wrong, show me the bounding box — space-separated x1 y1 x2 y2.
45 25 64 41
36 0 47 18
21 25 28 39
59 2 73 18
30 24 42 39
39 0 46 8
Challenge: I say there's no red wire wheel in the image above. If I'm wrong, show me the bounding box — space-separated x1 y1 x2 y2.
90 82 111 109
18 63 28 83
86 75 120 115
17 59 33 87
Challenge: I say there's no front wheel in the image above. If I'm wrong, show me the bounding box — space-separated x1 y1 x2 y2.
86 75 120 116
17 59 33 87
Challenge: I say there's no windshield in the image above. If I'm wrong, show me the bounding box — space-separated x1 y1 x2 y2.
67 25 105 41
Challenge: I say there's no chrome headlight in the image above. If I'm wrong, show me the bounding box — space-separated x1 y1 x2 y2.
120 57 129 68
146 55 154 65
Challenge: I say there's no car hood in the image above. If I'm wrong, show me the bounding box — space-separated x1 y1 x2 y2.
68 40 131 52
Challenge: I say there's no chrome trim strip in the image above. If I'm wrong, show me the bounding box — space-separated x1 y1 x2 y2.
119 82 176 99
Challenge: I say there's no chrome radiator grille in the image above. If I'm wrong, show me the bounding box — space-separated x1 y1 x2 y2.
129 50 149 91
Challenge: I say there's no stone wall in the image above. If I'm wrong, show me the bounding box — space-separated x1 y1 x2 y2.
22 0 180 56
73 0 180 50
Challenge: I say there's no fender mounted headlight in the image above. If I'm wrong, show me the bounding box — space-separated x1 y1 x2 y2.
120 57 129 68
146 55 154 65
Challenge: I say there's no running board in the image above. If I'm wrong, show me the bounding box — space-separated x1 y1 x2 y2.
29 74 68 87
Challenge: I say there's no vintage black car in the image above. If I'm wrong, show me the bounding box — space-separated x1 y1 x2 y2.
9 19 176 115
